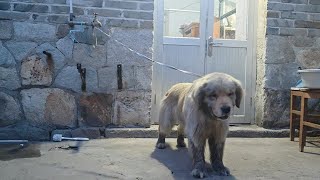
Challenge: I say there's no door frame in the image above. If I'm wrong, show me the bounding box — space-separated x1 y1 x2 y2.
151 0 258 124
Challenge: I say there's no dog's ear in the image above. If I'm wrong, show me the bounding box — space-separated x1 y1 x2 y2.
234 80 243 108
192 81 208 106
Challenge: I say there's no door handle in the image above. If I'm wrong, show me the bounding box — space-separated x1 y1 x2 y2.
207 36 213 57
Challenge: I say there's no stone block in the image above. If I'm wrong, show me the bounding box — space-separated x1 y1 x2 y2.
296 48 320 68
309 0 320 5
266 35 295 64
13 22 56 42
51 6 84 15
107 28 153 66
0 125 49 141
79 93 113 127
266 27 279 35
13 3 48 13
267 11 280 18
71 128 101 139
18 124 50 141
113 91 151 127
67 0 103 7
31 14 48 22
98 65 135 91
56 36 73 59
0 67 21 90
0 129 20 140
21 88 77 128
140 3 154 10
265 63 300 89
295 4 320 12
309 14 320 21
267 2 294 11
281 0 307 4
267 18 294 27
56 24 70 39
281 12 308 20
135 66 152 90
308 29 320 37
21 55 53 86
262 89 291 128
0 92 22 127
123 11 153 20
140 20 153 29
73 43 107 68
54 66 98 92
0 41 15 68
104 1 137 10
106 19 139 28
0 2 10 10
295 20 320 29
5 41 38 63
288 36 315 47
47 15 69 24
0 11 30 21
87 9 121 17
279 28 307 36
35 42 66 74
0 20 13 40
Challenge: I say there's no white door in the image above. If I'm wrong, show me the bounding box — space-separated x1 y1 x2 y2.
151 0 256 124
205 0 255 123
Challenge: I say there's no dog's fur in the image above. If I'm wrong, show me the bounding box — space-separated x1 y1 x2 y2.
156 72 243 178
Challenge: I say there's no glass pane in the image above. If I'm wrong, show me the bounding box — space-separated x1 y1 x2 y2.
213 0 247 40
164 0 201 38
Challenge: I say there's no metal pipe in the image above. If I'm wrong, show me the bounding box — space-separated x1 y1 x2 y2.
68 21 91 26
69 0 74 21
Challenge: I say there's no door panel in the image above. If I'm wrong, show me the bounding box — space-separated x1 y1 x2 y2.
151 0 207 124
151 44 202 123
206 46 248 123
205 0 251 124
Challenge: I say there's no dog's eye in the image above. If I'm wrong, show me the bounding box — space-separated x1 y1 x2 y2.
228 92 234 96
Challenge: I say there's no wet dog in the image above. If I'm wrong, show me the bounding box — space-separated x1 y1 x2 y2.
156 72 243 178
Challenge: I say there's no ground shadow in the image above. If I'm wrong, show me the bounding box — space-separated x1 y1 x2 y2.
150 142 237 180
0 143 41 161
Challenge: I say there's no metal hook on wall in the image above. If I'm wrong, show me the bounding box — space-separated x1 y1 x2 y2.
77 63 86 92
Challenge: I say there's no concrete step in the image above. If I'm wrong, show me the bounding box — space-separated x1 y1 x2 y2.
105 125 292 138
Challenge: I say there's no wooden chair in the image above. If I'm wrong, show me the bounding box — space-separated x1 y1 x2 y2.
290 88 320 152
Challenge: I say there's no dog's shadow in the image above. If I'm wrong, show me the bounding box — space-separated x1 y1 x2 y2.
150 143 237 180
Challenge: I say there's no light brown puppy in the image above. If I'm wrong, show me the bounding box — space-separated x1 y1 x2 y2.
156 72 243 178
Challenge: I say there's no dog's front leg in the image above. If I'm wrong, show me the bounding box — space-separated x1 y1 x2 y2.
208 137 230 176
189 139 207 178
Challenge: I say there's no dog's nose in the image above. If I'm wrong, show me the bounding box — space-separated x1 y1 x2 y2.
221 106 231 114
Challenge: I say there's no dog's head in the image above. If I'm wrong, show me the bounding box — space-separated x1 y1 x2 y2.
193 73 243 120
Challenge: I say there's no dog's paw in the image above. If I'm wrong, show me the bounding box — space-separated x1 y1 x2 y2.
177 141 186 148
212 164 230 176
156 142 166 149
191 168 208 179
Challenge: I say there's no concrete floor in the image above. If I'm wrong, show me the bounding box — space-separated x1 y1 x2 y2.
0 138 319 180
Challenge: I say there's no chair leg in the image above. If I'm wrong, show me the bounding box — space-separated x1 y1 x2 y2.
299 124 306 152
299 97 307 152
290 94 295 141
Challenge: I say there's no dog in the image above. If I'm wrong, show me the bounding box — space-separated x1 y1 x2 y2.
156 72 243 178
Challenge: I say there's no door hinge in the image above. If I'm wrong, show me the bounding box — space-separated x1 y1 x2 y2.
154 94 156 105
250 97 253 106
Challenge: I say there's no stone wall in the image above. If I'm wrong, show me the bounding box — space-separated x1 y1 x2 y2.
256 0 320 128
0 0 154 140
